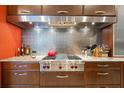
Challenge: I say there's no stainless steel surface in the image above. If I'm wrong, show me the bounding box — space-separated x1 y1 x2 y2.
113 5 124 56
23 27 97 55
40 61 84 71
7 16 116 28
40 55 84 71
7 16 117 23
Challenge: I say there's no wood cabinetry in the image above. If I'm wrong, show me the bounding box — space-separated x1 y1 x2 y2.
42 5 83 16
84 62 121 88
2 62 40 88
121 62 124 87
7 5 42 15
84 5 116 16
40 71 84 87
0 63 1 88
85 84 120 88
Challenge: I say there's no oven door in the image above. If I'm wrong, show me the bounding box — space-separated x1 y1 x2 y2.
40 71 84 87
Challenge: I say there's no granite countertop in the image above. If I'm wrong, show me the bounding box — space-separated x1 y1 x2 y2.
0 55 45 62
78 55 124 62
0 55 124 62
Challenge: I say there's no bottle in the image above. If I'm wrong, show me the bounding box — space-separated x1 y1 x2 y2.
25 45 30 55
17 48 20 56
20 44 25 56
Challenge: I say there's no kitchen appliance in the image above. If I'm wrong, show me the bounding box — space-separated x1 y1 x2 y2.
7 16 116 29
40 54 84 71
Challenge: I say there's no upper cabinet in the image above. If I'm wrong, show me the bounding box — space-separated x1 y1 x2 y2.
84 5 116 16
42 5 83 16
7 5 42 15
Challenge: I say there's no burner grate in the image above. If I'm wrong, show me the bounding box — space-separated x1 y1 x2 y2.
42 56 56 60
67 55 82 60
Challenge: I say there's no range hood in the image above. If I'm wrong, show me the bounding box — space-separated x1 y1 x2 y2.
7 16 117 29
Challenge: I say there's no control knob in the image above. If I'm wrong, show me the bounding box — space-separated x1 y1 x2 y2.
59 66 62 69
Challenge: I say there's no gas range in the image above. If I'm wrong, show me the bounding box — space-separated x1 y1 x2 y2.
40 54 84 71
42 55 82 61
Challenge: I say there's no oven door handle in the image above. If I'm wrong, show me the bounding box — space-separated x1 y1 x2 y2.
56 75 69 78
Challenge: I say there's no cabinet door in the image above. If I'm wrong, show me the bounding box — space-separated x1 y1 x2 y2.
2 85 39 88
85 62 120 69
2 70 39 85
40 72 84 87
121 63 124 88
7 5 42 15
42 5 83 16
84 5 116 16
0 63 1 88
84 69 120 85
85 84 120 88
2 62 40 71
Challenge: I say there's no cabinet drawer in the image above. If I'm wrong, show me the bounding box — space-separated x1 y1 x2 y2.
2 70 39 85
0 63 1 88
85 62 120 69
7 5 42 15
42 5 83 16
84 70 120 84
3 85 39 88
85 84 120 88
40 72 84 87
2 62 40 70
84 5 116 16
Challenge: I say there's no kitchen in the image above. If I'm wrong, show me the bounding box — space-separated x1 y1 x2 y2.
0 5 124 88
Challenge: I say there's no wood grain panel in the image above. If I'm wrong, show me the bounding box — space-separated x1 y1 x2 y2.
2 62 40 71
40 71 84 87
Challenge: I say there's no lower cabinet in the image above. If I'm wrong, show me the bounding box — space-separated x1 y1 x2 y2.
84 62 121 88
40 72 84 87
2 85 39 88
2 70 39 85
0 63 1 88
121 62 124 88
85 85 120 88
2 62 40 88
84 70 120 85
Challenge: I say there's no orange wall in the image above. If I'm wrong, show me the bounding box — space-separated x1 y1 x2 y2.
0 6 22 59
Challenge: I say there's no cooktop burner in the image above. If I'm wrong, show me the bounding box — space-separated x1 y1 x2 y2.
67 55 82 60
42 56 56 60
42 55 82 60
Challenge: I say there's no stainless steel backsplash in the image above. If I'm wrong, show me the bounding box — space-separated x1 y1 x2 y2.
22 27 97 55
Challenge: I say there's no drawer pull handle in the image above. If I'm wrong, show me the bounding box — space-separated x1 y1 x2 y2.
57 11 69 14
15 65 27 68
56 75 69 78
95 11 106 15
97 72 109 76
14 73 27 76
97 65 109 67
19 10 31 14
98 86 108 88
